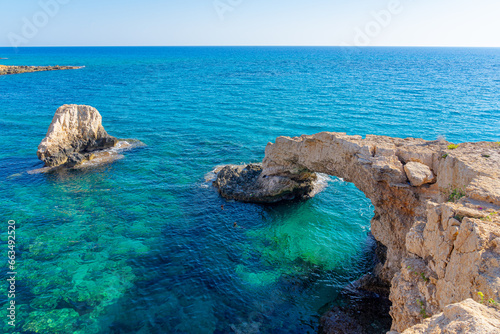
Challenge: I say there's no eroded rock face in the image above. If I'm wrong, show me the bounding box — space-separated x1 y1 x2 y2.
397 299 500 334
37 105 118 167
213 164 317 203
215 132 500 333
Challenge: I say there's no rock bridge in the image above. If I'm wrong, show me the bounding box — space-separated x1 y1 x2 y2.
214 132 500 332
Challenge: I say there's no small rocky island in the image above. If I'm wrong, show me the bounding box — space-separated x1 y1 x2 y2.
36 104 138 170
0 65 83 76
214 132 500 333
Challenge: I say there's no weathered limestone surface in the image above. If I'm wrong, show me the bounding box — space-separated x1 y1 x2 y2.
37 105 118 167
214 132 500 333
393 299 500 334
404 162 436 186
0 65 83 75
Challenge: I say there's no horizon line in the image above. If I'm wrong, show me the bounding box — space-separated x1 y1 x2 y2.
1 45 500 48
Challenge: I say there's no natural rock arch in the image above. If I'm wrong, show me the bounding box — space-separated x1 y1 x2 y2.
215 132 500 332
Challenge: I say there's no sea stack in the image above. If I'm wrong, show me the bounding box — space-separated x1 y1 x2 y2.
37 105 118 167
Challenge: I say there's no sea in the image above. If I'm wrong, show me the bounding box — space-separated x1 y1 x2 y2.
0 47 499 334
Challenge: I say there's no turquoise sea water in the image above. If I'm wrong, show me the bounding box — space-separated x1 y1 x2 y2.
0 47 499 333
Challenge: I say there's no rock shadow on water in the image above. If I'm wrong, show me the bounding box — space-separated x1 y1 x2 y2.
318 275 392 334
318 235 393 334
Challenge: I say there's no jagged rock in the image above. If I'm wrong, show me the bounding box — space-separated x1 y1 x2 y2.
37 105 118 167
398 299 500 334
404 161 436 186
214 132 500 332
213 163 316 203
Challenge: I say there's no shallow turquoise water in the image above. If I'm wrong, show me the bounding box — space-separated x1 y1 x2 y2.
0 47 499 333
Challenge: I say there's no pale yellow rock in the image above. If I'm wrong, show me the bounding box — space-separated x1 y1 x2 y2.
404 161 436 186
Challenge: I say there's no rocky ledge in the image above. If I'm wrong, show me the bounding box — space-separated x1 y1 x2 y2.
37 105 119 168
0 65 83 76
214 132 500 333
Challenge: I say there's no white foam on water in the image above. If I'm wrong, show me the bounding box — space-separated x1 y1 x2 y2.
310 173 333 197
204 165 228 183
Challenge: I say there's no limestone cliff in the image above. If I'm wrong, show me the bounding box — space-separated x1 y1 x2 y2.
214 132 500 332
37 105 118 167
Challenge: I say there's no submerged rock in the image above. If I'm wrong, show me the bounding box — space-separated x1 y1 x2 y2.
37 105 118 167
319 274 392 334
404 161 435 186
213 163 317 203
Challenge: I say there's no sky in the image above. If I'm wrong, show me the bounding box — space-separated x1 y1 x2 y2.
0 0 499 47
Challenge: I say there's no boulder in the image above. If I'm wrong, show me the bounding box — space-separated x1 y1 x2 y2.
404 161 436 187
37 105 118 167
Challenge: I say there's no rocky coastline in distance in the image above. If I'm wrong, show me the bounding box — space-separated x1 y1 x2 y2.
214 132 500 333
0 64 83 75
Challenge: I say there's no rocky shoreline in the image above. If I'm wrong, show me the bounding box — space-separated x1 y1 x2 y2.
0 65 83 76
214 132 500 333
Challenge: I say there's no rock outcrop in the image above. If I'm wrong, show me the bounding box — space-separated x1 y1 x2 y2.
213 164 317 203
0 65 83 76
214 132 500 333
37 105 118 167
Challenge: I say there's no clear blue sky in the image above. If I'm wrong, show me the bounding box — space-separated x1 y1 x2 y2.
1 0 499 47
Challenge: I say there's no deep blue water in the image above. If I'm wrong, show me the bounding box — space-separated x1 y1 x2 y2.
0 47 499 333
